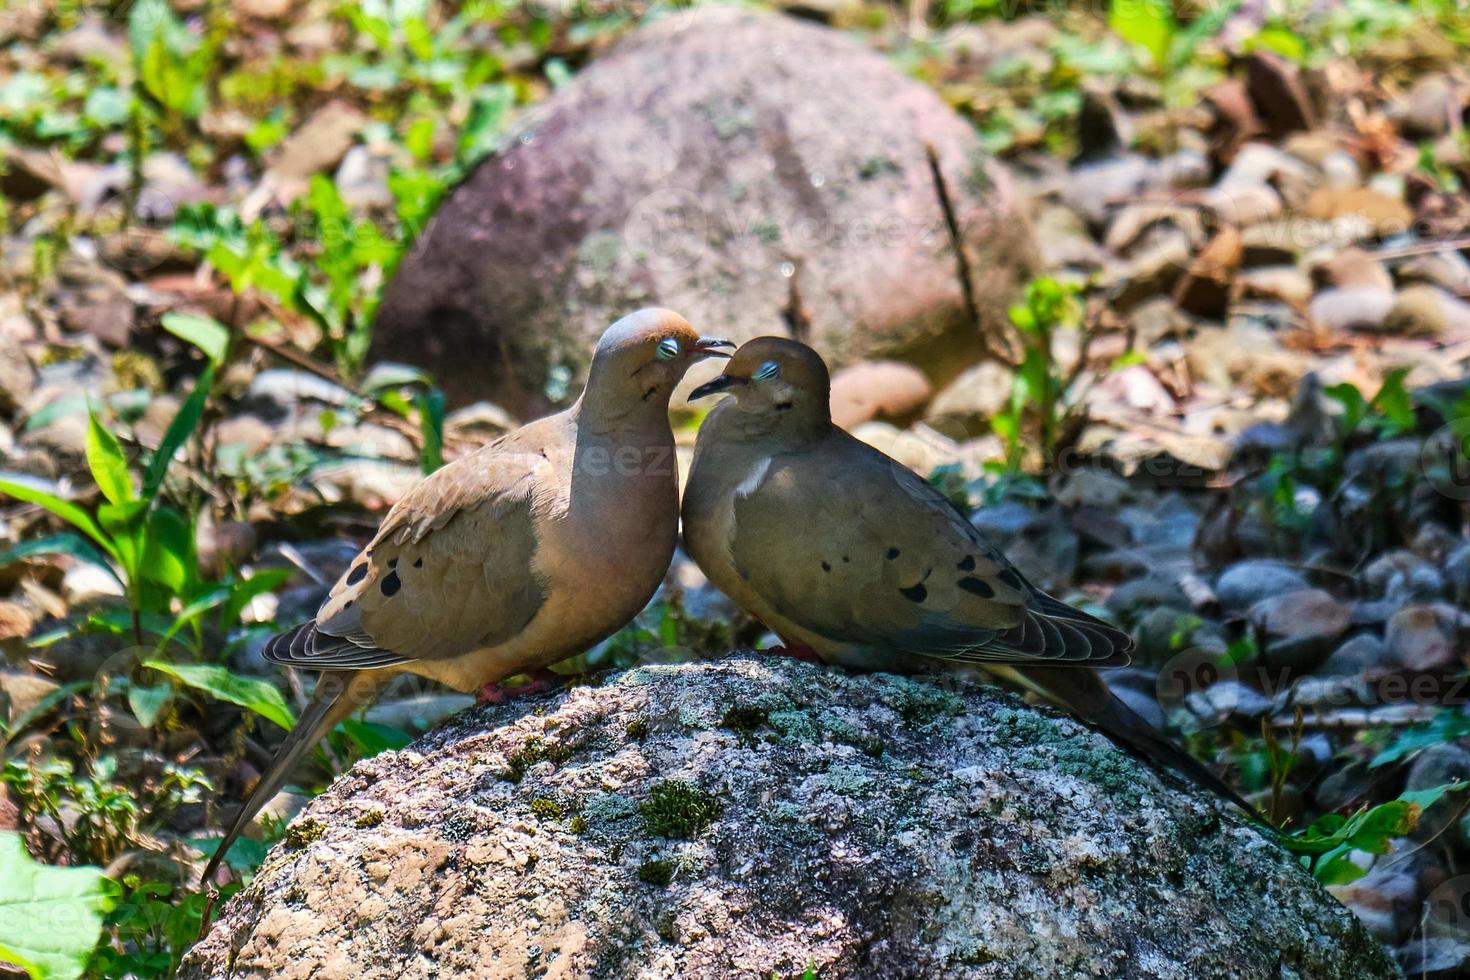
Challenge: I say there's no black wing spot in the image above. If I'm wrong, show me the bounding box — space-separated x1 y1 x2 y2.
958 576 995 598
821 561 831 572
885 547 900 560
997 568 1022 590
413 557 424 568
842 555 850 563
388 558 398 569
899 583 927 603
346 563 368 586
380 570 402 597
958 555 976 572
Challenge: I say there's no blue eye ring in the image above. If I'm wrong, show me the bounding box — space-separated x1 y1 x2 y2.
753 360 780 381
656 337 681 360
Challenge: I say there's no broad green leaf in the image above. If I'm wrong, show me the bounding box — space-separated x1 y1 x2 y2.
1313 846 1366 886
339 718 413 756
0 831 117 980
139 506 193 598
0 534 124 590
141 365 214 504
159 312 229 365
0 477 117 561
85 414 134 507
1400 782 1469 809
1109 0 1175 69
142 660 295 731
188 835 267 873
127 682 173 729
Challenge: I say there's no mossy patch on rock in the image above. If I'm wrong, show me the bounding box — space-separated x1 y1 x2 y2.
640 779 721 839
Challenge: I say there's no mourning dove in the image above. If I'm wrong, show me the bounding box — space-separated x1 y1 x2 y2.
683 337 1254 813
201 310 732 887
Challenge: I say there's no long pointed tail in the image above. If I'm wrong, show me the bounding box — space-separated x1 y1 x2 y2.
198 668 375 889
997 665 1262 819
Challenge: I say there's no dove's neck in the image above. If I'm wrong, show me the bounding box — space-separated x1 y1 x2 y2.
570 388 676 455
708 398 831 452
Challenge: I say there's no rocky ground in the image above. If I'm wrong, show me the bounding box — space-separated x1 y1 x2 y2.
1 1 1469 976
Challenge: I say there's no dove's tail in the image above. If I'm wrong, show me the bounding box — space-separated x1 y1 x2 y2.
198 668 386 892
996 664 1262 820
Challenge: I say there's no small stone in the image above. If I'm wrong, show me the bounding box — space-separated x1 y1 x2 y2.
1300 188 1414 237
1237 265 1313 305
1385 605 1458 672
1447 543 1470 603
1245 51 1317 137
1327 849 1423 944
1363 550 1445 603
1184 679 1272 722
1319 633 1392 677
1250 589 1352 671
1309 287 1396 332
333 145 394 211
1214 560 1310 613
1313 248 1393 291
828 361 932 430
1397 249 1470 294
924 361 1013 438
1394 73 1462 140
1383 285 1470 338
1405 744 1470 840
62 564 126 605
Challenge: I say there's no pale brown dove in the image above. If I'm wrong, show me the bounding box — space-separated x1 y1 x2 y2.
200 309 732 886
682 337 1254 813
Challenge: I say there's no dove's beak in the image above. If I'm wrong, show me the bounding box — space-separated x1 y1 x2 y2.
689 372 744 400
691 337 735 360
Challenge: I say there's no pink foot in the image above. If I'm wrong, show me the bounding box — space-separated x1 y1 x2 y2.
765 642 823 664
477 668 561 704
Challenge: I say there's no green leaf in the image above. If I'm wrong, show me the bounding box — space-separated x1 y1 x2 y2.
1313 846 1366 886
338 718 413 757
0 831 117 980
85 414 134 507
0 477 117 561
127 682 173 729
219 568 292 629
141 364 214 504
159 312 229 365
1109 0 1175 69
138 506 194 601
142 660 295 731
416 389 445 475
0 534 124 590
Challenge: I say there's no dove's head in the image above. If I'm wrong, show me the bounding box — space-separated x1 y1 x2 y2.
688 337 832 430
584 308 733 415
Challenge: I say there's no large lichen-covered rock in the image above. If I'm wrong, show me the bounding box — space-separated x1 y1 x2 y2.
370 6 1037 413
181 657 1393 979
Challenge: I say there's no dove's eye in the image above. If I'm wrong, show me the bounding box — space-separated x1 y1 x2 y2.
753 360 780 381
655 337 681 360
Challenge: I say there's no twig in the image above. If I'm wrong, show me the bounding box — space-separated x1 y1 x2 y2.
924 143 1016 366
779 260 813 345
1370 236 1470 262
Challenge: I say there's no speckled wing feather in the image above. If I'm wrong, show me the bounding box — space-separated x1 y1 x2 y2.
729 431 1130 667
262 425 558 669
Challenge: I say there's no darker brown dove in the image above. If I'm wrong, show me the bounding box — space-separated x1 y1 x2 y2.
682 336 1254 814
200 309 732 888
